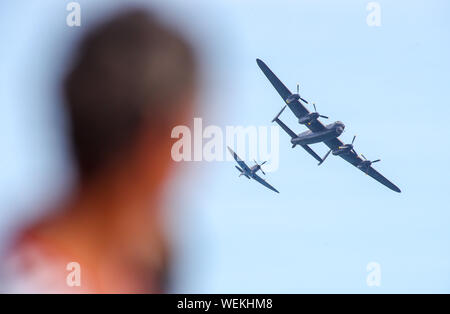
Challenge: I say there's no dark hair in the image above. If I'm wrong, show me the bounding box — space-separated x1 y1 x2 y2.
64 9 196 180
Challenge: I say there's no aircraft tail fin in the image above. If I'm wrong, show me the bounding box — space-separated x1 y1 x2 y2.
318 149 332 166
272 105 287 122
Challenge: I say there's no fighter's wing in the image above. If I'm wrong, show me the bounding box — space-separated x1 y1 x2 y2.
323 138 401 193
227 147 251 172
257 58 327 133
252 173 280 193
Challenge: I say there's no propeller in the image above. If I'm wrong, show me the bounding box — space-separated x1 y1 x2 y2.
254 160 267 175
338 135 357 154
359 154 380 174
312 102 329 119
318 149 332 166
296 84 309 104
319 135 357 166
361 154 381 164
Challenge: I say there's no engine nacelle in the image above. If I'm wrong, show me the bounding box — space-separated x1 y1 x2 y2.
298 112 319 125
286 94 300 104
332 148 346 156
332 145 352 156
357 160 371 170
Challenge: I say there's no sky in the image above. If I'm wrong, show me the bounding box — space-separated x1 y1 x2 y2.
0 0 449 293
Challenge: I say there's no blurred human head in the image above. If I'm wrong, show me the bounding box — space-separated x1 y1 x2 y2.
64 9 196 186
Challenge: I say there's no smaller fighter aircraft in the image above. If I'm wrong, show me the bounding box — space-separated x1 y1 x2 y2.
227 146 279 193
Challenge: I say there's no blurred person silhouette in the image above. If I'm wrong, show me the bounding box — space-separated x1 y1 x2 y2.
1 9 197 293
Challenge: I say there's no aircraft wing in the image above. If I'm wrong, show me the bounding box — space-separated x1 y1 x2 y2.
227 147 251 172
257 58 308 118
323 138 401 193
252 173 280 193
257 58 327 134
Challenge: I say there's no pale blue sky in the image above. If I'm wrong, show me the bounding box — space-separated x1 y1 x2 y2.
0 0 449 293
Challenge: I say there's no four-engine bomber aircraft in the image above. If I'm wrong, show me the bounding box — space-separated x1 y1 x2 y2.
256 58 401 193
228 147 279 193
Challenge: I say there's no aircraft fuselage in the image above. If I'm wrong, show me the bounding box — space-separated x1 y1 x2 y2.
291 121 345 146
250 165 261 173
